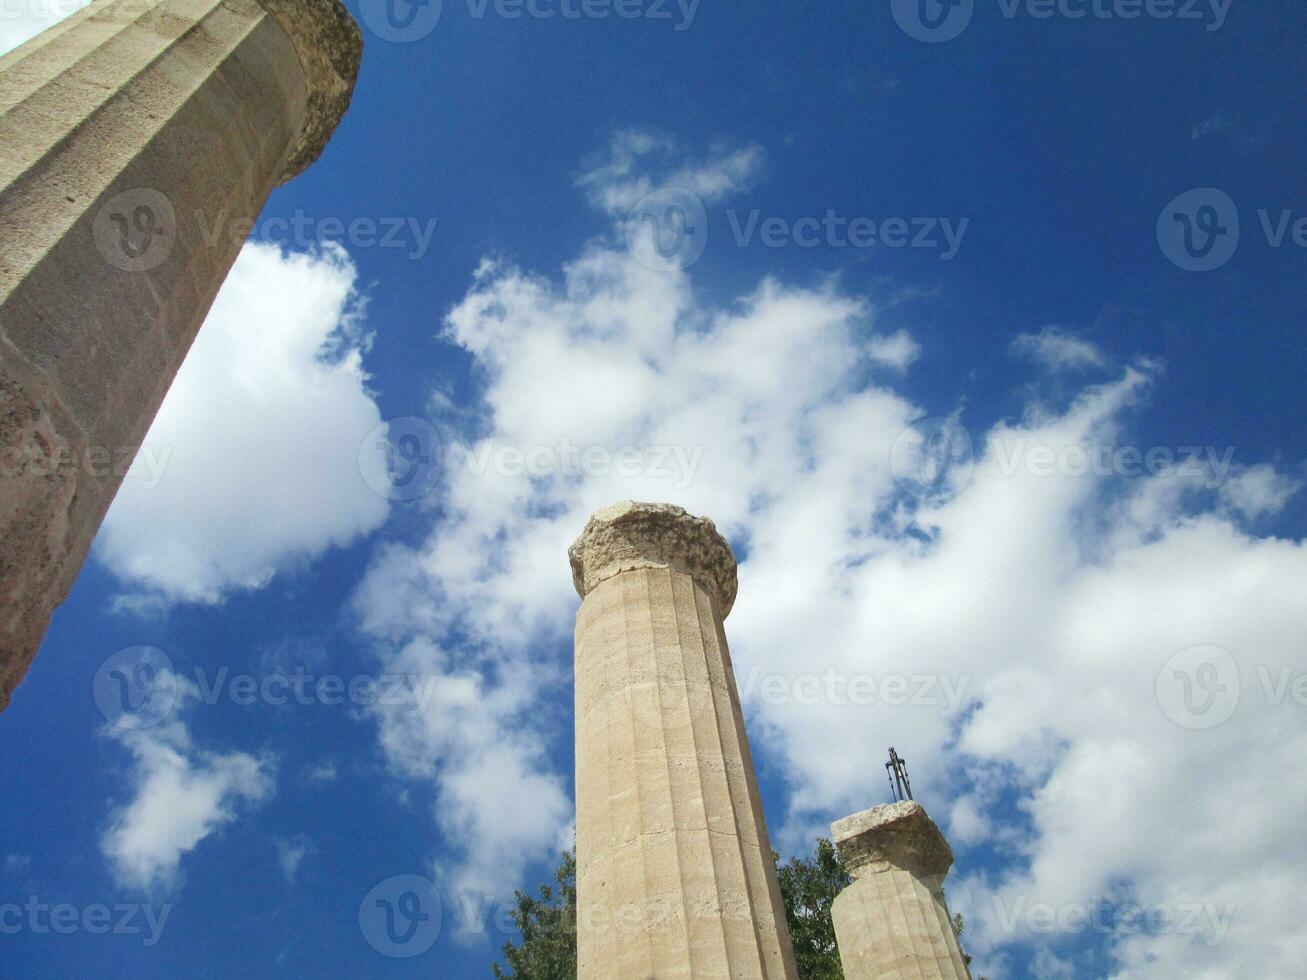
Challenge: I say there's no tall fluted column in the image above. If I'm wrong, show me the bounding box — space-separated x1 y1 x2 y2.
0 0 361 708
831 801 972 980
569 500 798 979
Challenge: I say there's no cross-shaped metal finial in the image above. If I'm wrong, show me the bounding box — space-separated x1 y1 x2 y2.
886 747 913 803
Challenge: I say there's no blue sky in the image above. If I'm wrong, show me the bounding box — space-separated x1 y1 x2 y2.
3 1 1307 976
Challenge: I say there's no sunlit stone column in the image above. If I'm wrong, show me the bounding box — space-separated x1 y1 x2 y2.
831 801 972 980
0 0 361 708
569 500 799 979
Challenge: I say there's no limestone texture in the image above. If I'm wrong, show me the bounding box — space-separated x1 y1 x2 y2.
571 501 798 978
0 0 361 710
830 801 972 980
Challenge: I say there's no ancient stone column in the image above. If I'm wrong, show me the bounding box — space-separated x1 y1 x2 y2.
0 0 361 708
831 801 972 980
569 500 799 979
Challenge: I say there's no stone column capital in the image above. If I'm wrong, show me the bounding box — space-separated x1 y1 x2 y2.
568 501 738 617
255 0 363 182
832 801 954 880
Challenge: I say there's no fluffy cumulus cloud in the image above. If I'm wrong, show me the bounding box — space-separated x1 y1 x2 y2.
96 242 390 604
101 677 275 890
351 133 1307 974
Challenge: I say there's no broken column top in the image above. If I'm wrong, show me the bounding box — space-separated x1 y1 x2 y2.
832 801 954 879
255 0 363 182
569 501 738 617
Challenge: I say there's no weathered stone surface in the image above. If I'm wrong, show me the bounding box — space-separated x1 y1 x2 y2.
256 0 362 181
831 802 971 979
0 0 361 710
571 502 796 979
833 800 954 880
569 499 738 616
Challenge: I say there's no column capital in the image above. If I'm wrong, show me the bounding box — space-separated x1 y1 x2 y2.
832 801 953 879
569 501 738 617
256 0 363 182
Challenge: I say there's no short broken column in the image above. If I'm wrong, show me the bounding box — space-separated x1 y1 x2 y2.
569 500 799 979
0 0 362 708
831 801 972 980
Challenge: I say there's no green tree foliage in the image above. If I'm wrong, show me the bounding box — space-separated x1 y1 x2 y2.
491 851 577 980
775 838 851 979
952 913 986 980
492 841 978 980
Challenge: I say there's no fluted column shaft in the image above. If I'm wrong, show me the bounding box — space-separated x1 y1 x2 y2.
831 802 972 980
0 0 360 708
571 501 798 979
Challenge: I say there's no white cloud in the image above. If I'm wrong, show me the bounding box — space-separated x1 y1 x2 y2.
867 328 921 370
304 759 338 783
1011 326 1106 373
352 136 1307 976
1219 463 1301 520
96 242 390 604
352 632 573 923
0 0 89 57
101 677 275 890
276 836 314 883
577 129 764 216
